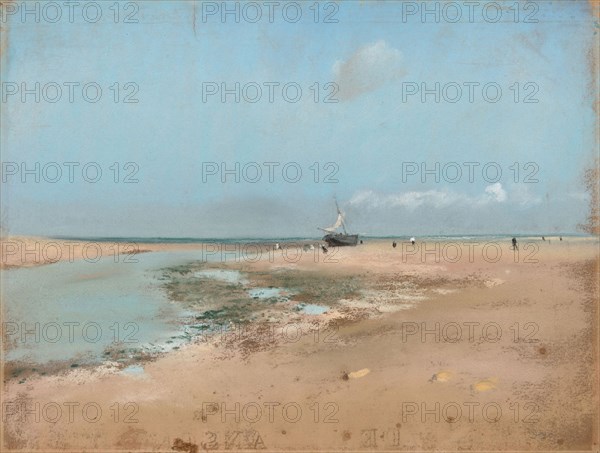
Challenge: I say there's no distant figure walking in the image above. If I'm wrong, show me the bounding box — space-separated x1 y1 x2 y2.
560 237 563 241
321 245 328 254
542 236 545 241
410 237 416 245
360 240 363 244
512 237 518 250
275 243 281 250
392 241 397 248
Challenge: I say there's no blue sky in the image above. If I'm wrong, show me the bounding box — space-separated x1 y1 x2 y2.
1 1 597 237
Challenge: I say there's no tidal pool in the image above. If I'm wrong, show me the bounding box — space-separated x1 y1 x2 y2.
2 252 203 366
295 303 329 315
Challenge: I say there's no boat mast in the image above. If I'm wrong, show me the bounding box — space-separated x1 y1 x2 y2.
334 197 348 234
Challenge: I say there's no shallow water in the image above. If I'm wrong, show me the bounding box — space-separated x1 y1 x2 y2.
121 364 145 376
295 303 329 315
2 252 204 366
194 269 247 284
248 287 289 300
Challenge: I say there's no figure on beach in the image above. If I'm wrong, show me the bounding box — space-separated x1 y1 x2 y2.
392 241 397 248
410 237 416 245
512 237 518 250
321 245 328 254
542 236 545 241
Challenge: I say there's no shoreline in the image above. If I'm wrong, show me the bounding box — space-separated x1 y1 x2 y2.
1 234 596 270
1 236 598 450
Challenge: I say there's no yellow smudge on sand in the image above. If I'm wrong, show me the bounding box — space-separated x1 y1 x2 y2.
472 377 498 392
348 368 370 379
431 371 452 382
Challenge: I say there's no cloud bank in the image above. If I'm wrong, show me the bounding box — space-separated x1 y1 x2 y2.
333 40 405 101
348 183 516 210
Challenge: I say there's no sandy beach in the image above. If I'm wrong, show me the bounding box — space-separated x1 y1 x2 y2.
2 0 597 451
1 236 598 451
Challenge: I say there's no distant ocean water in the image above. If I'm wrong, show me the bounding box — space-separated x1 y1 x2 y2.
50 236 318 244
50 233 593 244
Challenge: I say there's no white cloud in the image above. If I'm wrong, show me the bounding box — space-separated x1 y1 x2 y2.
349 184 511 210
333 40 405 100
484 183 507 203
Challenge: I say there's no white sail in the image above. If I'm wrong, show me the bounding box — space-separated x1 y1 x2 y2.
320 213 344 233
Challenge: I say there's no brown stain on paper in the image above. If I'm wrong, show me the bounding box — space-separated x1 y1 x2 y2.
578 1 600 236
0 1 14 70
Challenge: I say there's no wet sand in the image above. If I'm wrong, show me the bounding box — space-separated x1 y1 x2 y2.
1 237 598 451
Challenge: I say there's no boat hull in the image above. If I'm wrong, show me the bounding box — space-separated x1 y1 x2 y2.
323 233 359 247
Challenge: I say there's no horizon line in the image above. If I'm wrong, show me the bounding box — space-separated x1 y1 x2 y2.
0 232 592 242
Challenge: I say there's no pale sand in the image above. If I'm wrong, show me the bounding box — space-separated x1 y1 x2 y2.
0 236 154 269
1 237 598 451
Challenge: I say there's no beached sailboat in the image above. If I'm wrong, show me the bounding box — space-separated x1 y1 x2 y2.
319 199 359 247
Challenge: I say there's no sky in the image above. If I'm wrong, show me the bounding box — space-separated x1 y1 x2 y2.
0 0 598 237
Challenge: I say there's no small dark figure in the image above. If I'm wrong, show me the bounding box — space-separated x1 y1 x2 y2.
392 241 397 248
560 237 563 241
321 245 328 254
542 236 545 241
360 240 363 244
410 236 416 245
512 237 518 250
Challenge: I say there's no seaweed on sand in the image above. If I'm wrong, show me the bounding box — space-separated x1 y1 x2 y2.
160 262 365 329
194 304 255 324
261 270 363 306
